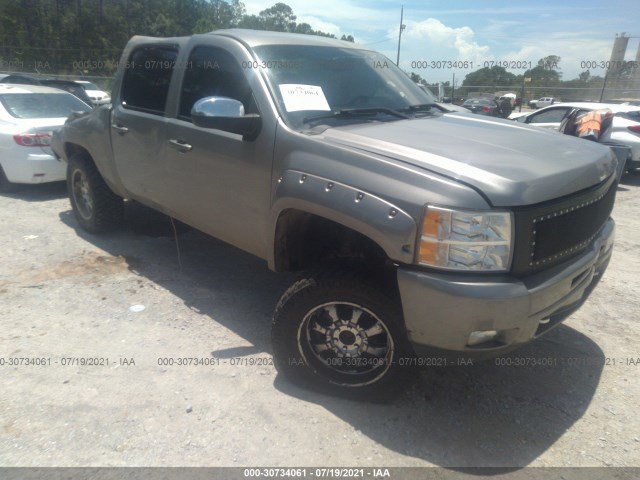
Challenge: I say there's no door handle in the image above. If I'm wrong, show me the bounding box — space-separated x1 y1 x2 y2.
111 124 129 134
168 139 193 152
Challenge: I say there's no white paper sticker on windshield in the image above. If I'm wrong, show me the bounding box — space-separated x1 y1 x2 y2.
278 84 331 112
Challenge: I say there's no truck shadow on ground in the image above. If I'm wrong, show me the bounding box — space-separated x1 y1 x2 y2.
59 201 604 471
276 327 604 469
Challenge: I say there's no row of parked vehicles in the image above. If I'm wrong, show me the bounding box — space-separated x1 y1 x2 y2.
456 94 640 176
511 102 640 175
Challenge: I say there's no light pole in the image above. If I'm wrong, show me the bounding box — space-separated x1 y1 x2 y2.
396 6 406 66
599 69 609 102
519 76 531 112
451 73 455 102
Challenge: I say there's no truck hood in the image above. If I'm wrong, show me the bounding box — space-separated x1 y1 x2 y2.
321 113 616 206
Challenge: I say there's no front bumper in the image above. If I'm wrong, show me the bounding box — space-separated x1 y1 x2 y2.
397 218 615 357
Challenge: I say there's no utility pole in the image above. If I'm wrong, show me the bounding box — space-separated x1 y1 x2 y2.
396 6 406 66
519 76 531 112
599 69 609 102
451 73 455 102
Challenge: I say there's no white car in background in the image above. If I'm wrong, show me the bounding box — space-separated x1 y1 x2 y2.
0 84 92 191
528 97 559 109
73 80 111 105
513 102 640 172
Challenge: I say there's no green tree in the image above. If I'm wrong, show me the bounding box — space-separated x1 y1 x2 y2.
461 66 516 89
258 2 297 32
0 1 355 77
524 56 562 84
537 55 561 71
410 72 427 84
524 65 561 83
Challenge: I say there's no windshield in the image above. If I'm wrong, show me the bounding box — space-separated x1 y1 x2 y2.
0 92 92 118
253 45 438 131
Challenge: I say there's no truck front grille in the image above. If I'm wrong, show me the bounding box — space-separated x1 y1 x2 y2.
511 176 616 276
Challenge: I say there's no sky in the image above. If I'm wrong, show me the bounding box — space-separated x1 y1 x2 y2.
242 0 640 84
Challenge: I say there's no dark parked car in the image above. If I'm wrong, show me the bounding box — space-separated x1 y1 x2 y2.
0 75 93 106
461 98 510 118
0 74 42 85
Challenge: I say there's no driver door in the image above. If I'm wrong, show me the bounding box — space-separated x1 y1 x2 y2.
160 41 274 259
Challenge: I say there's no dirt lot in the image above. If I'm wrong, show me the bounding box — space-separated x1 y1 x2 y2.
1 175 639 473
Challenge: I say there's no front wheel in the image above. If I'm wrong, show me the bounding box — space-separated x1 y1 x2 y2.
67 154 123 233
271 268 413 399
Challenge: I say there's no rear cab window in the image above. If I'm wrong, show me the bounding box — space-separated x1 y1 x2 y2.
121 45 179 115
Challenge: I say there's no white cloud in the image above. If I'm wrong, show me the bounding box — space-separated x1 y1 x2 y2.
381 18 492 82
401 18 489 61
242 0 386 27
239 1 394 48
503 36 614 80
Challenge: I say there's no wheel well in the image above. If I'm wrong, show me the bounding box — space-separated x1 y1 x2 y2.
65 144 92 163
273 210 390 272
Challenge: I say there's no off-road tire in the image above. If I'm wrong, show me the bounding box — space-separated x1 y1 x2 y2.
271 267 414 400
67 153 123 233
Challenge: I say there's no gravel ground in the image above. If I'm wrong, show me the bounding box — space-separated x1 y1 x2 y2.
0 175 639 472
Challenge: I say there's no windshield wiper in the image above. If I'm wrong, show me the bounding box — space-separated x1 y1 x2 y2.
303 107 409 124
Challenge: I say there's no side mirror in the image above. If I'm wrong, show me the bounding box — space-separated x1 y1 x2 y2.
191 97 261 138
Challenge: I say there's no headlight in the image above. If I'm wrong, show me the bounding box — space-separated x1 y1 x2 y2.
418 206 513 272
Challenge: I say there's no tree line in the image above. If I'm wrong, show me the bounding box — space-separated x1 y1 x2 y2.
2 1 634 101
0 0 354 76
413 55 637 102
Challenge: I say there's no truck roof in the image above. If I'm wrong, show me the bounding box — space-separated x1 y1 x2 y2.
125 29 362 55
206 28 360 49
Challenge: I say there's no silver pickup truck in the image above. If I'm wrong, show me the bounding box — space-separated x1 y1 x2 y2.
53 29 617 397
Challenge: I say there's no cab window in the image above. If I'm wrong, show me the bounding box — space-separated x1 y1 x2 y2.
121 45 178 115
178 46 255 121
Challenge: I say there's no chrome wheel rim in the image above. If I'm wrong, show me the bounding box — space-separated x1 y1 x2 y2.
72 169 93 220
298 302 394 386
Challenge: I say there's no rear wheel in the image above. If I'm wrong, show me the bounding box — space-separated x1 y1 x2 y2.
271 267 413 399
67 153 123 233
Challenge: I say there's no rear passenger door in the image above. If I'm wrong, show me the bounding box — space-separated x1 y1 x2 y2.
111 44 178 205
